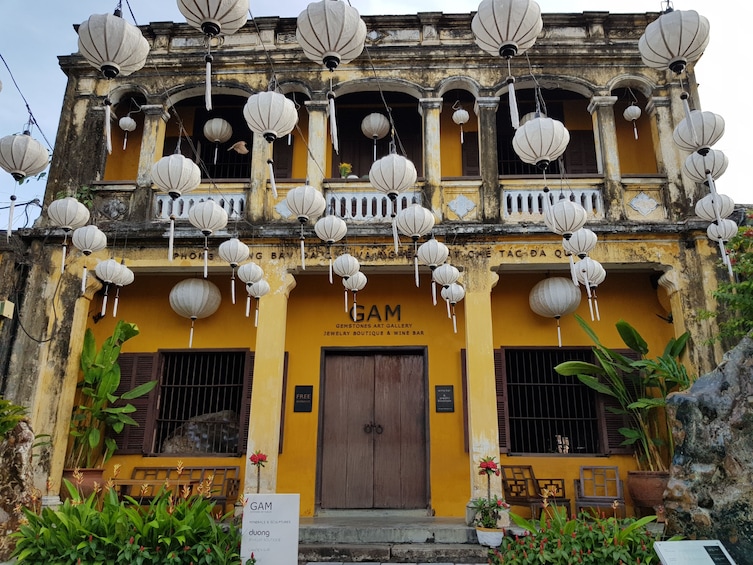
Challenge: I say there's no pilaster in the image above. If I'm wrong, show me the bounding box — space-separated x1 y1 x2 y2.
475 97 500 222
305 99 329 190
133 104 168 219
419 98 443 218
588 96 622 222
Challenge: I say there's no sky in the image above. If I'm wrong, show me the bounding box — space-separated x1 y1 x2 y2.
0 0 749 230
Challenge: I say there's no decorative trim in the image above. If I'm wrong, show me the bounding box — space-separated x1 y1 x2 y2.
629 192 659 216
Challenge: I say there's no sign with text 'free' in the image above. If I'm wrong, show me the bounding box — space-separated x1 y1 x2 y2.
241 494 300 564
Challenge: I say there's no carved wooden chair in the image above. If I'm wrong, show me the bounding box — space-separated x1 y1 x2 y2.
500 465 571 519
573 466 625 518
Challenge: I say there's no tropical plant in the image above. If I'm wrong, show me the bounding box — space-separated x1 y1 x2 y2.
489 491 667 564
554 315 691 472
0 395 26 438
249 450 267 494
66 320 157 469
12 471 241 564
472 456 509 528
338 162 352 177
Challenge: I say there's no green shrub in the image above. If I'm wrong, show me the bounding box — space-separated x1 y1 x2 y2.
0 395 26 438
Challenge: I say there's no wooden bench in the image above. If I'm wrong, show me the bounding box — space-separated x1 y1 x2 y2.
573 466 626 518
500 465 571 519
118 466 240 514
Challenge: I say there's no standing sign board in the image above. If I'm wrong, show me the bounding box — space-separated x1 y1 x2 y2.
654 540 736 565
241 493 300 564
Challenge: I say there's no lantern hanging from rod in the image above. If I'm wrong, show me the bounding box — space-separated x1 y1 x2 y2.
315 215 348 283
151 153 202 260
545 197 587 240
47 196 91 272
395 204 435 283
707 219 739 280
417 237 449 305
440 282 465 334
72 225 107 294
683 149 728 186
433 263 461 316
169 278 222 348
529 276 581 347
118 115 137 150
574 257 606 322
246 279 270 327
623 104 642 140
286 184 327 270
188 200 229 277
244 91 298 198
673 110 724 156
218 237 250 304
111 260 134 317
77 10 150 153
94 258 123 317
203 117 233 164
512 115 570 170
369 149 418 247
237 260 264 317
638 9 710 75
451 103 470 144
695 193 735 223
296 0 367 154
562 227 597 285
361 113 390 161
343 270 367 321
333 253 361 311
178 0 249 110
472 0 543 129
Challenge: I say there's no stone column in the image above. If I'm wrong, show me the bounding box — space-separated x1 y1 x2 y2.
475 97 500 222
133 104 169 219
244 268 296 494
462 259 503 503
588 96 622 222
419 97 443 218
305 99 329 190
248 132 272 222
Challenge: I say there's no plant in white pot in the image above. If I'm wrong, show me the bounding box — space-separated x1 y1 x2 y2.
471 456 509 547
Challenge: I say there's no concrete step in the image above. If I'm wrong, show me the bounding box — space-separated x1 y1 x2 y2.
298 542 488 563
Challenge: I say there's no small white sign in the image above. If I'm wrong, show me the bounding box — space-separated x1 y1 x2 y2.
654 540 736 565
240 493 300 565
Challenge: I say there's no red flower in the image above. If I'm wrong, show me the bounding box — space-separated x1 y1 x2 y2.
250 450 268 467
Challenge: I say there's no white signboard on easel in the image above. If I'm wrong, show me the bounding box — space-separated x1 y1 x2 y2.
654 540 736 565
240 493 300 565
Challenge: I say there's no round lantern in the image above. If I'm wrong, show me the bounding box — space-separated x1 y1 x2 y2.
623 104 642 140
178 0 249 36
286 184 327 269
246 279 270 326
111 261 134 317
695 193 735 223
0 132 49 181
244 91 299 144
315 215 348 283
432 263 460 290
237 261 265 304
575 257 606 322
395 204 435 285
72 225 107 294
545 198 587 240
638 9 710 74
361 113 390 161
440 282 465 333
151 154 202 200
369 152 418 200
707 219 738 244
673 110 725 155
343 270 367 320
118 116 137 150
77 12 150 79
219 237 250 304
563 228 597 259
512 116 570 170
418 237 450 305
189 200 229 277
95 258 123 317
529 277 581 346
452 106 470 144
169 278 222 348
333 253 360 280
471 0 543 58
296 0 367 70
48 196 91 273
203 117 233 164
683 149 728 184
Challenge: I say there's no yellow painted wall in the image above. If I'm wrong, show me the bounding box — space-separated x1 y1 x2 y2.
104 117 143 181
441 105 477 178
563 100 592 131
291 116 308 179
614 101 658 174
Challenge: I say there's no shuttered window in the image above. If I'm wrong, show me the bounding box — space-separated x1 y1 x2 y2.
493 347 631 455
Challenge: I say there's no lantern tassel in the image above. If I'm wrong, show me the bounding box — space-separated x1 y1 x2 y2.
101 285 110 317
189 319 195 348
123 131 129 151
300 236 306 270
568 254 578 286
231 270 237 305
681 92 699 147
203 240 209 279
246 295 251 318
452 305 457 334
213 142 219 165
720 240 734 281
445 296 451 318
632 120 639 141
593 290 601 322
104 99 113 154
113 288 121 317
344 288 349 313
205 54 213 111
168 215 175 261
81 265 88 294
414 255 420 287
351 292 357 322
556 319 563 348
460 124 464 145
431 280 437 306
507 75 520 130
254 299 260 327
329 257 333 284
328 91 339 154
61 235 69 272
373 138 377 162
392 216 399 254
7 195 15 241
267 159 277 198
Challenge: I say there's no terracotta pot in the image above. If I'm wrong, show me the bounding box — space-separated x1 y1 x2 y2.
626 470 669 513
61 468 105 500
475 526 504 547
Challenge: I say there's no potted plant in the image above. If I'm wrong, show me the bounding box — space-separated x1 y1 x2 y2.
65 321 156 486
338 162 352 178
554 315 691 511
471 456 509 547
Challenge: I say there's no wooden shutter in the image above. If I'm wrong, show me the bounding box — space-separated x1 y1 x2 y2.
461 349 469 453
239 351 256 454
563 130 598 174
273 137 294 179
598 349 639 455
111 353 157 454
461 132 480 176
494 348 510 453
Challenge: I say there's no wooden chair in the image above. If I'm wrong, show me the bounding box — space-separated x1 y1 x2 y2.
500 465 571 519
573 466 625 517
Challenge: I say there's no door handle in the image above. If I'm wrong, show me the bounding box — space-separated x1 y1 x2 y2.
374 424 383 434
364 421 374 433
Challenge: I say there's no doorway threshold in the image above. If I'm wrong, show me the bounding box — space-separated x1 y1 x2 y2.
315 508 432 518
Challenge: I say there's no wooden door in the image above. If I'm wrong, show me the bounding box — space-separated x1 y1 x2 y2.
320 352 427 509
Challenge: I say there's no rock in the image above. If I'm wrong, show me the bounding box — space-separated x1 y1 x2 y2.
161 410 239 454
665 335 753 564
0 420 35 561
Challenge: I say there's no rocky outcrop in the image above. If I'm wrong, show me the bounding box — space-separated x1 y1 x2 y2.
0 420 35 561
665 335 753 564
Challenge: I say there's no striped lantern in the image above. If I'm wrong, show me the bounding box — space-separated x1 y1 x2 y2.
395 204 435 284
418 238 449 305
315 215 348 283
575 257 606 322
529 277 581 346
189 200 229 277
169 278 222 348
72 225 107 294
286 184 327 270
47 197 91 272
440 282 465 333
219 237 250 304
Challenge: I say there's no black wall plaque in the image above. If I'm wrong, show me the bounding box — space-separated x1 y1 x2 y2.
435 385 455 413
293 385 313 412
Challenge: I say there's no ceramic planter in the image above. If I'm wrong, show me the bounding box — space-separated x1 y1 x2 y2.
475 526 504 547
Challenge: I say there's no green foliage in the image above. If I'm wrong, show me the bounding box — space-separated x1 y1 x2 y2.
67 320 157 468
55 184 95 209
0 395 26 438
12 481 241 564
490 507 666 564
709 217 753 343
555 316 691 472
472 495 508 528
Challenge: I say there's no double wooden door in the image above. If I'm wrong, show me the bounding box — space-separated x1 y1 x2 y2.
320 352 427 509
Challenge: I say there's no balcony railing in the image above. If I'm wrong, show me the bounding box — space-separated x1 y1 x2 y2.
503 188 604 219
154 193 246 220
325 191 420 223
